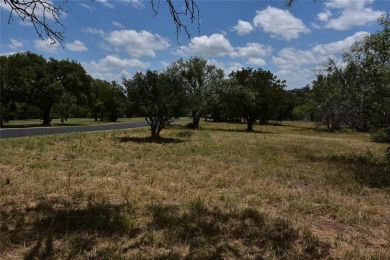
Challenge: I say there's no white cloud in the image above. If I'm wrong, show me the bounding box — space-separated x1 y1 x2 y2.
82 27 106 37
272 31 369 87
95 0 114 8
88 55 149 71
235 43 272 58
82 55 150 82
319 0 384 30
106 29 170 57
174 36 271 66
112 21 125 29
318 10 332 22
96 0 144 9
34 39 59 53
253 6 310 41
79 3 95 12
207 59 244 75
121 0 144 9
9 38 24 50
324 0 374 10
65 40 88 52
247 57 266 67
175 34 235 57
233 20 253 35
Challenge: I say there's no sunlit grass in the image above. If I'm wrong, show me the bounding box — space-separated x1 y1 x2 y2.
0 121 389 259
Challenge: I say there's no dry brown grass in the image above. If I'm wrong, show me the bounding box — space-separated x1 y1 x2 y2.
1 121 389 259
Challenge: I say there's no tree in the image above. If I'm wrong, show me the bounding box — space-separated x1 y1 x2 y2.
124 69 187 140
1 52 92 124
313 15 390 131
4 52 65 124
173 57 224 129
52 91 77 122
228 68 287 131
90 79 127 122
310 74 344 130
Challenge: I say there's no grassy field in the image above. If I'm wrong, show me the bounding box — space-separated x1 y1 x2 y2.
0 121 389 259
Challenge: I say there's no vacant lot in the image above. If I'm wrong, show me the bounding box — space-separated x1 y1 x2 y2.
1 122 389 259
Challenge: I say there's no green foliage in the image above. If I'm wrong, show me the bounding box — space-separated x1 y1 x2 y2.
227 67 287 131
172 57 224 129
1 52 91 124
310 15 390 133
124 69 188 139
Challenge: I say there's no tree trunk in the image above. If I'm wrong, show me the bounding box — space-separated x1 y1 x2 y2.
42 107 51 125
259 116 268 125
192 110 200 129
94 111 98 121
151 122 161 140
246 117 255 132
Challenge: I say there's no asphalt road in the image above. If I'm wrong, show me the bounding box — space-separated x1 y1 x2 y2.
0 121 151 139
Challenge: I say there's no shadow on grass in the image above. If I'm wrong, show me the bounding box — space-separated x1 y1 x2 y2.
117 136 185 144
148 199 330 259
0 199 139 259
303 151 390 189
1 197 331 259
328 153 390 189
205 127 279 135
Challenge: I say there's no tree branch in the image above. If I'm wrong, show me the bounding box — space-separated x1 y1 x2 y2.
151 0 200 43
4 0 68 44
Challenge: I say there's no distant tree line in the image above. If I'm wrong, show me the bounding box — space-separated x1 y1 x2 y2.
0 52 127 125
1 15 388 140
0 53 293 138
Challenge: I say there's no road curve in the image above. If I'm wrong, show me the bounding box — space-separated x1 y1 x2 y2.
0 121 151 139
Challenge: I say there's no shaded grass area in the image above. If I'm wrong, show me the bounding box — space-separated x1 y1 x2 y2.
0 121 389 259
1 197 329 259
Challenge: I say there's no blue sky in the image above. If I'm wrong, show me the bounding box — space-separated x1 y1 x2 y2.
1 0 389 89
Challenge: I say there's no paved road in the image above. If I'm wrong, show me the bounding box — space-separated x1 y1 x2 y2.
0 121 151 139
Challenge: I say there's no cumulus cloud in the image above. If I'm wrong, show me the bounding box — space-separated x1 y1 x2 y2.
233 20 253 35
87 55 149 71
236 43 272 58
82 27 106 37
65 40 88 52
318 0 384 30
247 57 266 67
34 39 59 53
174 36 272 66
176 34 235 57
253 6 310 41
96 0 144 9
82 55 150 82
273 31 369 70
272 31 369 86
9 38 24 50
95 0 114 8
106 29 170 57
112 21 125 29
79 3 95 12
